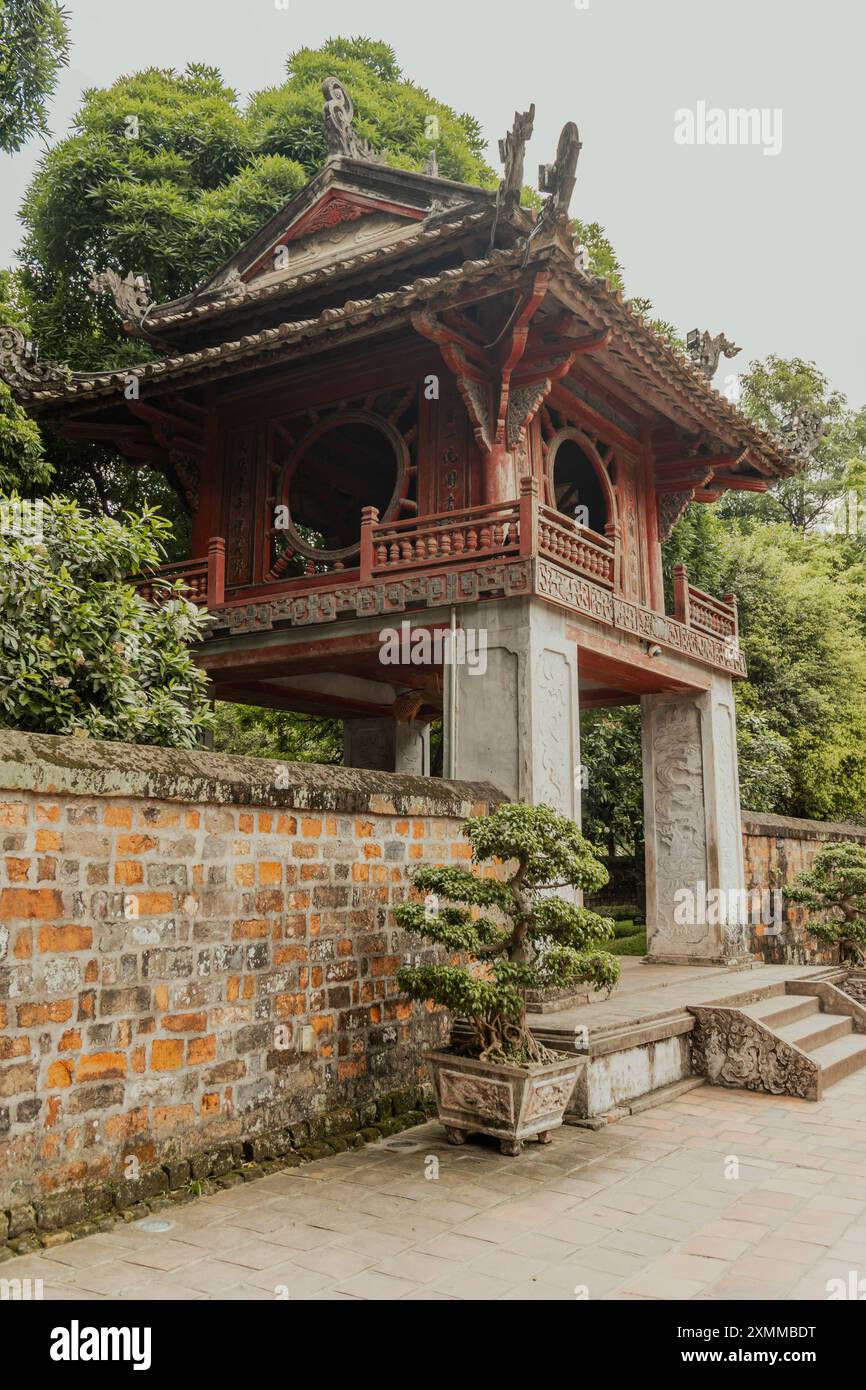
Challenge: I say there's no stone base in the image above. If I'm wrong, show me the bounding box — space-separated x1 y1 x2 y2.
525 988 591 1014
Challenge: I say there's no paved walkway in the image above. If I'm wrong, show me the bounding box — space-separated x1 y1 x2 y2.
6 1064 866 1301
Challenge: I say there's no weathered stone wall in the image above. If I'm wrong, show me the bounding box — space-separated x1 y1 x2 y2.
742 811 866 963
0 731 497 1212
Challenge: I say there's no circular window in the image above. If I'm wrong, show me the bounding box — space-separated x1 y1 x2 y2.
551 436 609 535
277 411 408 563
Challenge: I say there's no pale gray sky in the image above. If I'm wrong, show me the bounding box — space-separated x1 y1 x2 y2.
1 0 863 405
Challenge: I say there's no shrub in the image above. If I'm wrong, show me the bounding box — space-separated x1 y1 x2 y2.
394 803 619 1066
0 494 214 747
783 842 866 963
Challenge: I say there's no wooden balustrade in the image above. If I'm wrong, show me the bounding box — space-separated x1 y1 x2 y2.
673 563 738 639
131 537 225 608
537 505 616 588
363 502 522 578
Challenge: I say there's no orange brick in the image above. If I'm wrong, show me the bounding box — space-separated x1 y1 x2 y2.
0 888 62 920
58 1029 81 1051
13 929 32 959
5 857 29 882
0 1005 6 1029
412 819 426 838
187 1035 216 1065
338 1057 366 1080
352 863 369 882
311 1014 332 1035
75 1052 126 1082
355 820 374 838
451 842 472 860
131 1044 146 1074
409 844 423 860
17 1000 72 1027
395 820 409 836
0 802 26 827
37 924 92 953
258 862 282 885
151 1039 184 1071
200 1093 219 1115
162 1012 206 1032
117 834 158 855
142 809 179 828
276 814 297 834
104 805 133 828
35 829 61 852
0 1036 29 1060
47 1060 72 1088
238 813 253 833
232 919 268 939
275 993 305 1018
45 1095 61 1127
35 803 60 823
153 1103 195 1131
134 892 172 916
185 810 200 830
234 864 255 887
363 842 382 859
154 985 169 1012
258 813 273 833
302 817 322 838
114 860 143 886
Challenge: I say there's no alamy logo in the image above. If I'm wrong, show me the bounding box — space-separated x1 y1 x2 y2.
378 621 487 675
674 102 782 156
50 1320 152 1371
0 498 44 541
0 1277 43 1300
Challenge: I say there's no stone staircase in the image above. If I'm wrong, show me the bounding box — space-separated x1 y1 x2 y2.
690 978 866 1101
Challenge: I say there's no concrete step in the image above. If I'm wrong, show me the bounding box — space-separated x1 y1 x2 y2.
808 1033 866 1089
740 993 820 1029
776 1011 853 1053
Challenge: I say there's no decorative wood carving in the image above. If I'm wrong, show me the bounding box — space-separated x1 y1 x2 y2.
690 1006 820 1100
300 197 366 236
658 489 696 541
167 448 200 513
782 408 825 460
226 425 256 585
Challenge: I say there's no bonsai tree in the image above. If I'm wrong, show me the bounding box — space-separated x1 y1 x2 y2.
784 842 866 963
394 802 620 1066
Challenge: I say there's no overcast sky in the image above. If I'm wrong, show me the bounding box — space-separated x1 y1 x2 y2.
1 0 863 406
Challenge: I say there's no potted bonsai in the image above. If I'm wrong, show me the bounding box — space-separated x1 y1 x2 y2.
784 842 866 964
394 802 619 1155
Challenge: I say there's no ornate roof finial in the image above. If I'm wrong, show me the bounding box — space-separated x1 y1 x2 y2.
0 324 70 391
88 268 154 325
322 76 381 163
686 328 741 380
498 104 535 208
781 407 825 460
538 122 582 226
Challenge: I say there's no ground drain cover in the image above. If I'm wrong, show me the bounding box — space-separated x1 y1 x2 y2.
382 1139 422 1152
134 1218 175 1233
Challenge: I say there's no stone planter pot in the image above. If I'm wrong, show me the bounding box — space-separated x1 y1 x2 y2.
424 1048 583 1156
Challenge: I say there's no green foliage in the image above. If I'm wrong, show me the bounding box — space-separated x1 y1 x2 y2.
784 842 866 963
213 701 341 763
581 705 643 856
0 495 214 746
394 803 618 1066
0 0 69 152
720 357 866 533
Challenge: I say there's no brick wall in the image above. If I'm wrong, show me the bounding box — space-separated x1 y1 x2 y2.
0 731 496 1210
742 810 866 963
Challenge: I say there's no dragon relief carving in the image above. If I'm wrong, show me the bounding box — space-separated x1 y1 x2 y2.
438 1069 514 1122
88 268 153 323
686 329 741 380
0 325 70 389
322 76 382 162
690 1007 820 1100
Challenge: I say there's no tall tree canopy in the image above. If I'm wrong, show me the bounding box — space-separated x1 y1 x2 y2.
0 0 69 152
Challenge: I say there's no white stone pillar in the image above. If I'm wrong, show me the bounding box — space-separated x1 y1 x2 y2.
641 674 746 962
442 597 581 820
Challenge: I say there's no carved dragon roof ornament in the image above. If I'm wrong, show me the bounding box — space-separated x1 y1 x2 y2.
686 328 741 380
538 122 582 228
780 407 825 460
322 76 382 163
0 324 70 390
88 268 154 325
498 104 535 209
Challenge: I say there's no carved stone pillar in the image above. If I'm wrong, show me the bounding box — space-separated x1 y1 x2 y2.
641 675 746 963
343 718 430 775
442 597 581 821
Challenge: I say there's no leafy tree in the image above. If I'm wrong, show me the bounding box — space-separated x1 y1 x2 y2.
395 803 618 1066
0 270 52 491
0 0 69 152
581 705 643 857
720 356 866 532
0 495 214 746
784 843 866 963
213 701 341 763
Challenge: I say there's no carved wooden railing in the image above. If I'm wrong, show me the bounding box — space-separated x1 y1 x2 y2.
362 501 521 579
537 505 616 589
673 563 738 640
132 537 225 608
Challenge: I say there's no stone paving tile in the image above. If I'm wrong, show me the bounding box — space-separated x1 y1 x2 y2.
9 1062 866 1301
